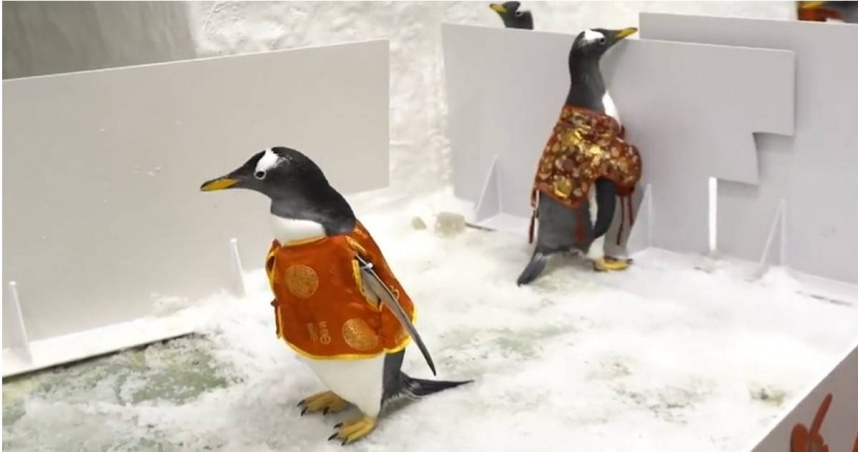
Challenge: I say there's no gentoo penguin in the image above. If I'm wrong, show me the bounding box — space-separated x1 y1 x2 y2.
201 147 470 444
517 27 641 286
798 1 858 23
490 1 534 30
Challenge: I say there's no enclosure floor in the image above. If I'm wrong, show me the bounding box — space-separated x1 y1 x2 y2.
4 193 858 452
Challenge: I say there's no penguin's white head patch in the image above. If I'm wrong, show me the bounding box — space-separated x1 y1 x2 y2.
254 148 281 180
582 29 606 45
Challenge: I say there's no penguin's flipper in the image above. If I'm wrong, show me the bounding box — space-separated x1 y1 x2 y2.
592 177 618 239
356 255 437 376
516 249 549 286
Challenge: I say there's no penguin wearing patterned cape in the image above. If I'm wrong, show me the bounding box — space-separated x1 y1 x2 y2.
201 147 471 445
798 1 858 23
517 27 642 286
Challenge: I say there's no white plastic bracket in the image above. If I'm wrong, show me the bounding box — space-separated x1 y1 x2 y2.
3 281 33 362
228 238 246 298
758 198 787 270
473 154 501 223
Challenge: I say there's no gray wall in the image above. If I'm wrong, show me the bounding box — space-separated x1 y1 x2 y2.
2 1 196 79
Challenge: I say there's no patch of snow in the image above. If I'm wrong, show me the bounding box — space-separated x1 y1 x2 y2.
5 191 857 451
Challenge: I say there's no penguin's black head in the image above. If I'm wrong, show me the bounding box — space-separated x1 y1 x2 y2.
489 2 534 30
570 27 638 60
200 146 328 197
200 146 356 232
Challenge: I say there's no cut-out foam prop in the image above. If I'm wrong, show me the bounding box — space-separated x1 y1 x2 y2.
749 342 858 452
641 12 858 285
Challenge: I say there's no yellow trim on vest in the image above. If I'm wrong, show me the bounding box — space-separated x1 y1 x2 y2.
280 236 326 247
283 339 385 360
351 259 366 298
282 336 415 360
275 304 284 339
384 335 412 354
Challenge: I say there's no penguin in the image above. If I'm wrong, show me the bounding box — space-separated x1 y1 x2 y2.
517 27 640 286
201 147 470 445
489 2 534 30
798 1 858 23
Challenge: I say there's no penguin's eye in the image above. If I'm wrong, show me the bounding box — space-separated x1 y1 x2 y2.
254 170 266 180
515 10 523 17
599 37 607 45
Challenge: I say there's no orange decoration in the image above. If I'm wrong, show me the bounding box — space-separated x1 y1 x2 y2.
265 222 414 359
790 393 833 452
797 2 842 21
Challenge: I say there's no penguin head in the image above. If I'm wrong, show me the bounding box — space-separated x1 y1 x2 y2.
200 147 356 231
489 2 534 29
570 27 638 61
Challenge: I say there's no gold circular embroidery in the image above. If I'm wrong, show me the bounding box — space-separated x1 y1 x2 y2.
342 318 380 351
284 265 319 299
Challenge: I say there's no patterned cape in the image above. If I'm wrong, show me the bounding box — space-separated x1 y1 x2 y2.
529 105 642 244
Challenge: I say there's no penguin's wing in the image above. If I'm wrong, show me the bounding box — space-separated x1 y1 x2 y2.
592 178 618 239
355 254 437 376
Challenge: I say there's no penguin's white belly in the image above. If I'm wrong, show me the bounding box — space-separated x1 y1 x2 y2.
585 185 605 260
602 91 621 125
270 215 325 244
302 355 385 417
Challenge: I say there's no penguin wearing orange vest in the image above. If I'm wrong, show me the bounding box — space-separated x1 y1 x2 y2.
201 147 470 445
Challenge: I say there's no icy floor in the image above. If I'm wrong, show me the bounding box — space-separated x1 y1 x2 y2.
4 193 858 452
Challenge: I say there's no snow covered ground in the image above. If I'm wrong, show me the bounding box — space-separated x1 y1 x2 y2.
4 191 858 452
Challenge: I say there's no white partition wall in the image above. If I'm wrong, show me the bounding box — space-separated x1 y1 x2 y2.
640 13 858 286
2 40 390 376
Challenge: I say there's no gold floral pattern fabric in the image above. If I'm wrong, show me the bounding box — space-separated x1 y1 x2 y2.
531 106 642 210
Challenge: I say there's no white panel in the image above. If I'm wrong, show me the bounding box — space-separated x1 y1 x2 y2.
641 13 858 285
2 40 389 345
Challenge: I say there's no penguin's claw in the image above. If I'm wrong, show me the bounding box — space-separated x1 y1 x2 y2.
298 391 349 415
329 415 376 445
593 257 632 272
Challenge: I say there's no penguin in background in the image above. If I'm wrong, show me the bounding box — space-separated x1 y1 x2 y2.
490 2 534 30
798 1 858 23
517 28 642 286
201 147 470 445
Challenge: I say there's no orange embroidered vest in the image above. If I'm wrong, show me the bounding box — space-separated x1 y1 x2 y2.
529 105 643 245
265 222 414 360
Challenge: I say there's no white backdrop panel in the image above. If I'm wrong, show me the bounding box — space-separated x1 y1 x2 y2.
2 40 389 345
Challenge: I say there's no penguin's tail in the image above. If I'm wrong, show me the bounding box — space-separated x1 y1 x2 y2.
398 372 472 400
516 249 549 286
